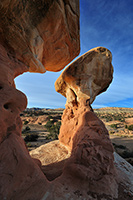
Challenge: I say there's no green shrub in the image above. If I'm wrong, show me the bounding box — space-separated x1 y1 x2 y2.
24 134 39 142
110 124 118 129
45 121 54 131
24 120 29 125
45 121 61 140
106 115 113 122
126 124 133 131
113 114 125 122
125 125 128 129
26 142 32 147
22 126 31 134
109 130 115 134
47 115 53 120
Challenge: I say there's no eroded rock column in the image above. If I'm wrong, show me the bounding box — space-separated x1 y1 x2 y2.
0 44 49 200
55 47 118 198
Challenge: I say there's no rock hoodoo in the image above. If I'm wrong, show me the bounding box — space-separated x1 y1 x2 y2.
55 46 114 149
0 0 133 199
55 47 113 106
54 47 118 198
31 46 133 199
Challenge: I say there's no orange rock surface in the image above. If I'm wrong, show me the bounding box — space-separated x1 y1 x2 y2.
0 0 80 73
0 0 80 199
55 47 113 105
0 0 133 199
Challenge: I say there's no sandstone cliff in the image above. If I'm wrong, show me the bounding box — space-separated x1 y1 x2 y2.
0 0 80 199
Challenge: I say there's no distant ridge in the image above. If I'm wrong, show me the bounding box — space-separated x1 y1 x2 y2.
97 107 133 110
94 107 133 114
25 107 133 113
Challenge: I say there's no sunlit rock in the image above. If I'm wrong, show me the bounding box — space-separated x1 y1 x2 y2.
55 46 113 105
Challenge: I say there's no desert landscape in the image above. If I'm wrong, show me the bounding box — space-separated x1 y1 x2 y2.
0 0 133 199
21 107 133 166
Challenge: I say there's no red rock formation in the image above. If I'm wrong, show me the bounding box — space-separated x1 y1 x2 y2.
55 47 113 148
55 47 113 105
31 46 132 199
0 0 133 199
0 0 80 199
54 49 118 197
0 0 80 73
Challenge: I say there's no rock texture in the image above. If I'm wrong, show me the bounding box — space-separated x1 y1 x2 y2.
0 0 80 199
0 0 80 73
54 47 114 192
30 142 133 200
0 134 48 200
0 0 133 199
55 47 113 105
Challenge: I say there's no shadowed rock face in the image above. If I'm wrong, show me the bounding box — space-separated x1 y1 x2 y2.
0 0 80 199
0 0 133 199
0 0 80 73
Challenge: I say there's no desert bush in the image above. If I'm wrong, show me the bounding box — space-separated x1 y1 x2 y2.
47 115 53 120
24 120 29 125
45 121 54 131
110 124 118 129
22 126 31 134
26 142 32 147
113 114 125 122
45 121 61 140
24 134 39 142
98 114 112 122
125 125 128 129
126 124 133 131
105 115 113 122
109 130 115 134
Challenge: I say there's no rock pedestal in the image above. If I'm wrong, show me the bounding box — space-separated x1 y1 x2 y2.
31 46 132 199
53 47 118 198
0 0 133 199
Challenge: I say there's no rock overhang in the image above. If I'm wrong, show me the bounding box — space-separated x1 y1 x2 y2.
0 0 80 74
55 46 113 105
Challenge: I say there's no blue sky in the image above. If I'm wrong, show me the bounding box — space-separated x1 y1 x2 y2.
15 0 133 109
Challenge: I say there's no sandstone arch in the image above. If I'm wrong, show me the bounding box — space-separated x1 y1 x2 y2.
0 1 132 200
